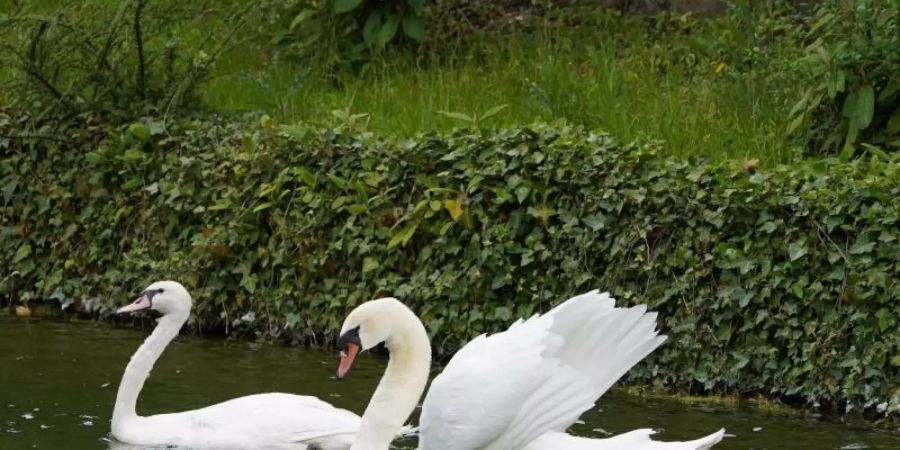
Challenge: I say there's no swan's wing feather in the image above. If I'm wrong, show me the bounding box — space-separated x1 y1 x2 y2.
421 291 667 450
495 292 667 449
523 429 726 450
419 321 552 450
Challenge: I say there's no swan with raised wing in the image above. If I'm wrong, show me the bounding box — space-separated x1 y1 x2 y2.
111 280 361 450
335 290 725 450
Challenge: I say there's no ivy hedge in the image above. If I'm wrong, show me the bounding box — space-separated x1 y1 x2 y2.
1 109 898 416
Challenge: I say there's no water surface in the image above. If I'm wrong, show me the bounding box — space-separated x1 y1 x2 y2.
1 315 898 449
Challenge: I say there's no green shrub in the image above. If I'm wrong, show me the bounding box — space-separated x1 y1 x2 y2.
1 108 897 416
0 0 250 114
786 0 900 157
270 0 428 72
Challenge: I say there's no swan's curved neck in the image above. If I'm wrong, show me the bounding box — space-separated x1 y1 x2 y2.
352 303 432 450
112 313 186 429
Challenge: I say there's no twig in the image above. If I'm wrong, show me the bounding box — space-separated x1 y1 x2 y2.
810 218 852 266
134 0 147 99
22 66 65 101
28 20 47 62
1 133 68 143
95 0 132 73
23 20 66 101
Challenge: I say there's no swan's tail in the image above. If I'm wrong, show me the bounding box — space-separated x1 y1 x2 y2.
523 429 726 450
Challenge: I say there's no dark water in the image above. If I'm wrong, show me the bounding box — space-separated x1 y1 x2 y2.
1 315 898 449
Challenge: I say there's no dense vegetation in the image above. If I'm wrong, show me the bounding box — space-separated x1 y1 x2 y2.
2 1 897 162
1 0 898 419
2 109 898 416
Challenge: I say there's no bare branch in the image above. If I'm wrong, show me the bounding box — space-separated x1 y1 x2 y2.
134 0 147 99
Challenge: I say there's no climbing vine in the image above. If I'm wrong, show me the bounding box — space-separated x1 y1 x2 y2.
1 109 897 417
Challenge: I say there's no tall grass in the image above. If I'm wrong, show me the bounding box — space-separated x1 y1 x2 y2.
1 1 800 163
203 18 798 163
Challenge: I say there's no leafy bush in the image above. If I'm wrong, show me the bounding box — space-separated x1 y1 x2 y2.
1 108 898 417
0 0 250 114
270 0 428 72
786 0 900 157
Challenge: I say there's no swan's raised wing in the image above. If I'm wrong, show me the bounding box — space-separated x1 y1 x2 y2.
418 291 667 450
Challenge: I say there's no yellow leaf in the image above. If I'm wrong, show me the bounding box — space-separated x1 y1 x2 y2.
444 199 463 221
15 305 31 317
715 62 727 74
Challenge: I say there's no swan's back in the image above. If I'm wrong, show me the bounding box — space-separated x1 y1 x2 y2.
118 393 360 450
418 291 666 450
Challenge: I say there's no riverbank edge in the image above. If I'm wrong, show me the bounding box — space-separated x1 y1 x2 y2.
3 300 897 428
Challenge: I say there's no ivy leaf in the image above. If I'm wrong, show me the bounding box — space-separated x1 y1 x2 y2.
493 306 511 321
583 214 605 231
515 185 531 203
121 149 145 163
362 257 380 273
280 124 309 141
347 204 367 215
333 0 364 14
788 240 808 261
759 221 778 234
849 237 875 255
388 224 417 248
294 167 317 187
241 275 258 294
121 178 142 190
443 199 463 220
253 202 274 213
13 243 32 263
128 123 150 141
2 179 18 205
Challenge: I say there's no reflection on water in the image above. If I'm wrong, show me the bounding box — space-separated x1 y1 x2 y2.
1 315 898 449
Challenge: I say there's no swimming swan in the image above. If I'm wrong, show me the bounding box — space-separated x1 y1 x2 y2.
111 280 361 450
335 290 726 450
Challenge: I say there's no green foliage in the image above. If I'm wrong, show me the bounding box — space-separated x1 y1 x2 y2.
205 9 796 163
786 0 900 157
0 0 250 115
270 0 428 72
2 109 898 417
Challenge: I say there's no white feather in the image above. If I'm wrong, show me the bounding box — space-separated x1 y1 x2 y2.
110 281 363 450
522 429 726 450
418 290 722 450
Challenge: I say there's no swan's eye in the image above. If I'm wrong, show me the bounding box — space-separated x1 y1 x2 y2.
157 288 165 294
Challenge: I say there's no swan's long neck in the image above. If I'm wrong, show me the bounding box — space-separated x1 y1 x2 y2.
352 303 432 450
112 313 186 430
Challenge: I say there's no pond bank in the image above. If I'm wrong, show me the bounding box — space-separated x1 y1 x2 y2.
2 315 899 449
2 307 897 430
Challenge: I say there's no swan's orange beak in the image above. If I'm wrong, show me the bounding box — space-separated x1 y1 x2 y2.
337 343 359 379
117 295 152 314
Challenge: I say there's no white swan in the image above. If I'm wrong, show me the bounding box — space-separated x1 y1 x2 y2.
111 280 361 450
335 290 726 450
